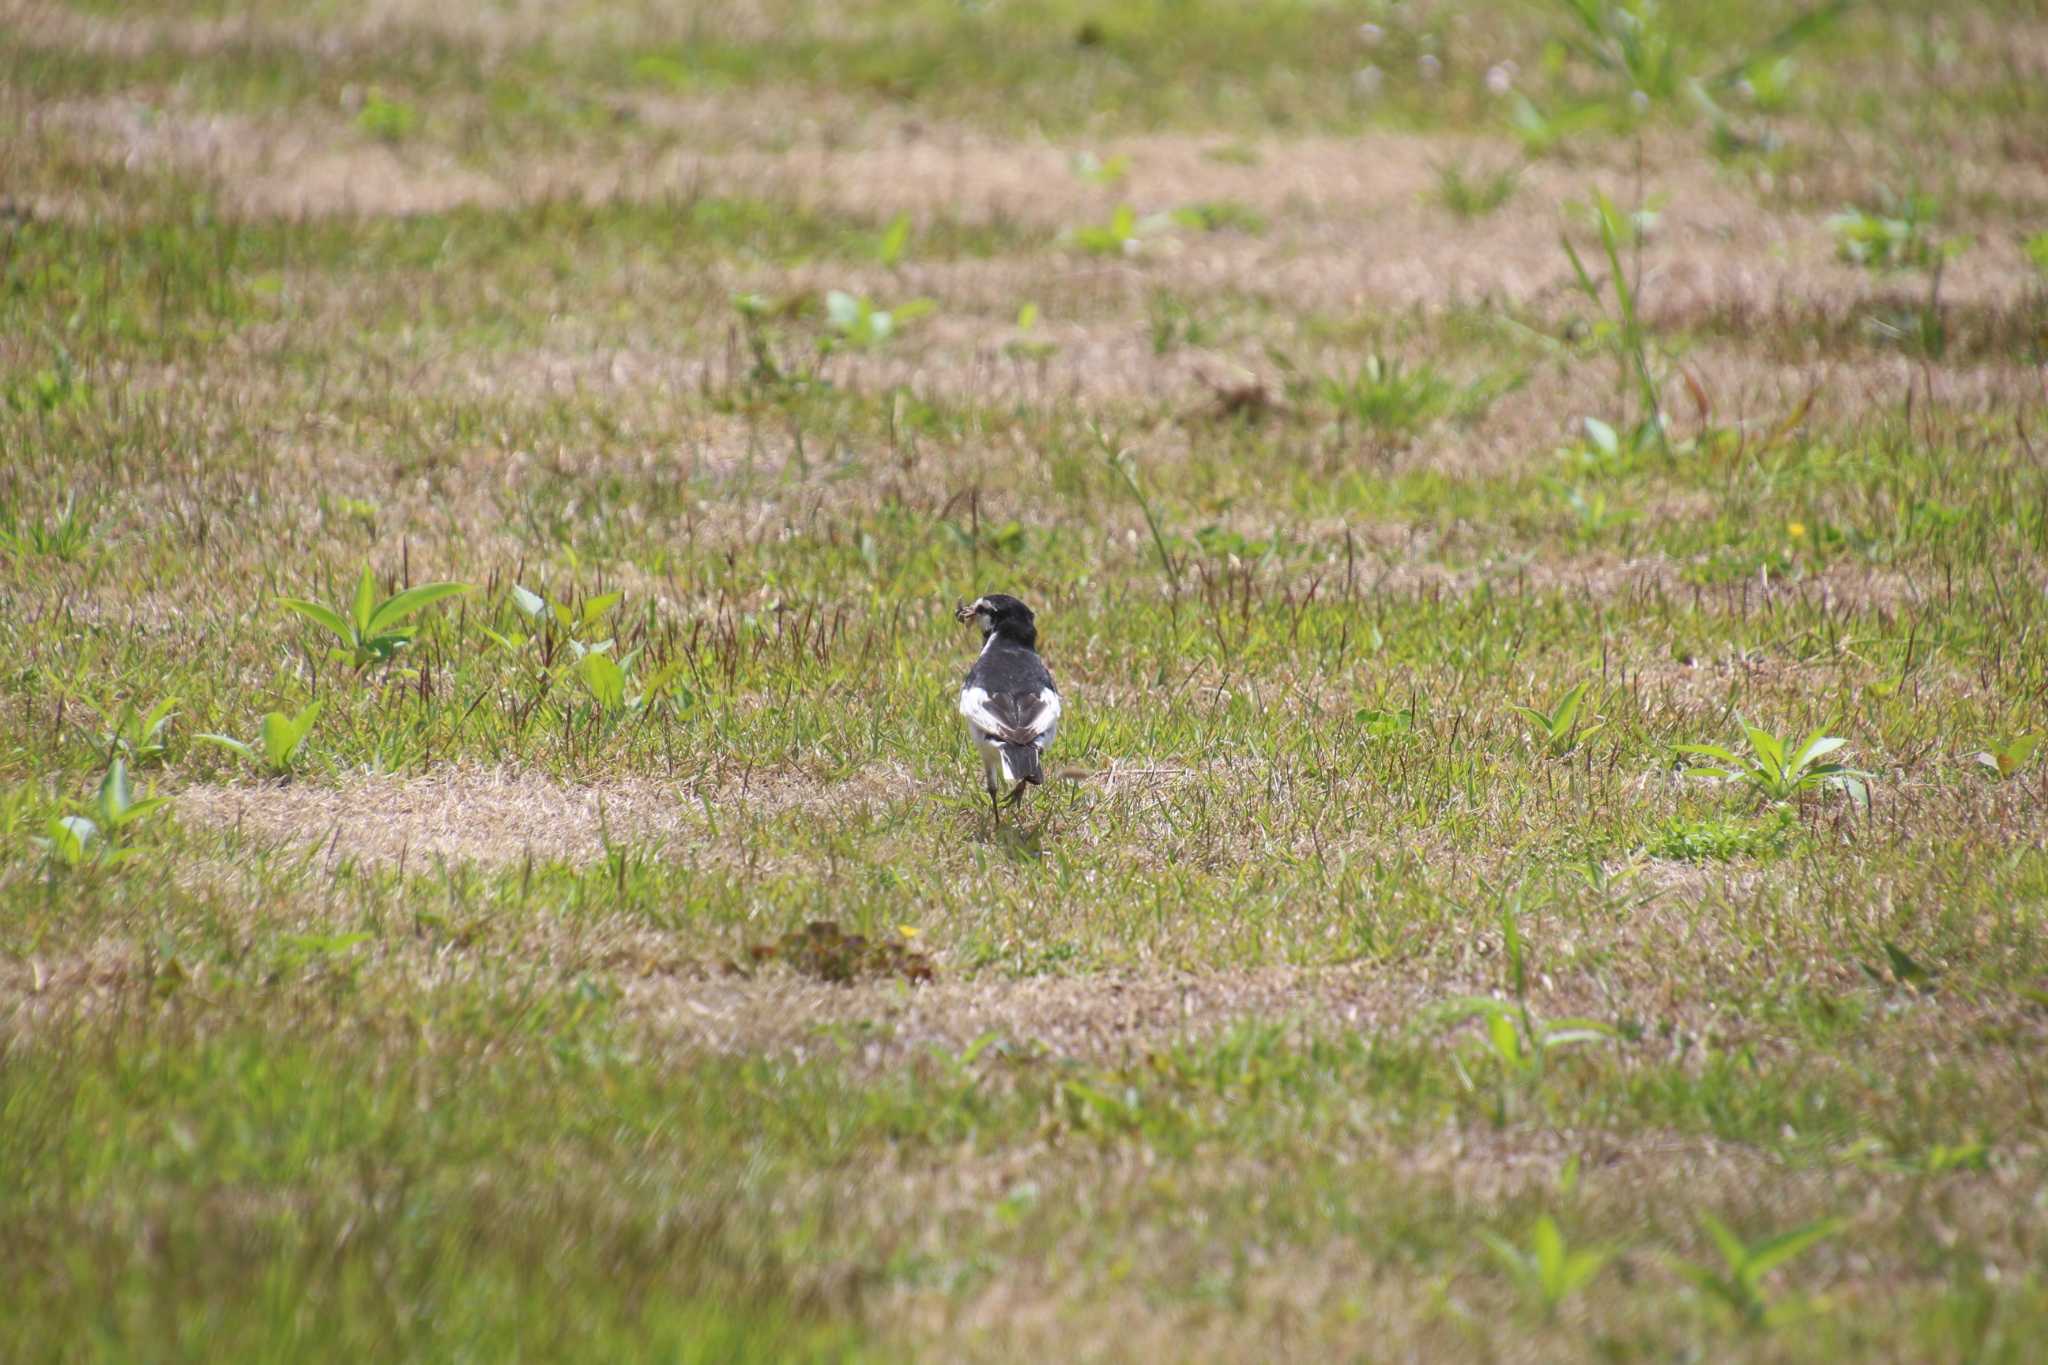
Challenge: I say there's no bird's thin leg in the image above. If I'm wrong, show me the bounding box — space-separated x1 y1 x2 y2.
987 782 1001 823
1005 781 1028 808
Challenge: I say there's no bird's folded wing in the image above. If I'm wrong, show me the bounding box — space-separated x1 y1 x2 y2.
959 686 1061 743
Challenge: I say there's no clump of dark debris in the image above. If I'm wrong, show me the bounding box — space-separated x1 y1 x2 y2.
731 920 936 986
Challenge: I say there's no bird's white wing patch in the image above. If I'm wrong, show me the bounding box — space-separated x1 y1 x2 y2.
959 686 1061 742
1028 688 1061 744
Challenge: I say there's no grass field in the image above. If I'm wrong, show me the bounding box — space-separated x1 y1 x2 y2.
4 0 2048 1358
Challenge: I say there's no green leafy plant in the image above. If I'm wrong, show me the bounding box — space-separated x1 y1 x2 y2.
1647 811 1794 862
281 565 470 670
1434 891 1615 1105
1510 681 1604 757
198 701 323 776
578 649 687 718
34 760 171 869
1828 194 1970 355
1434 160 1521 219
1066 203 1145 256
1562 189 1667 452
1003 302 1058 363
872 212 911 267
1675 721 1872 807
0 497 95 561
822 289 933 350
1479 1215 1610 1318
87 695 178 766
1542 0 1843 115
1170 200 1267 235
356 88 420 142
2026 231 2048 279
1070 151 1130 187
1287 353 1517 443
1972 733 2039 781
493 583 621 656
1670 1213 1842 1329
1507 95 1609 157
1827 196 1960 272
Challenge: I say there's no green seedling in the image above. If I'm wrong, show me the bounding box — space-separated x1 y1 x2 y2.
1971 734 2037 781
1070 151 1130 187
1827 196 1962 272
1670 1213 1842 1330
1003 302 1058 363
0 497 95 560
1437 995 1616 1081
1171 200 1267 234
1435 893 1615 1102
1434 160 1520 219
1479 1215 1610 1318
281 565 470 670
1562 189 1668 452
34 760 171 869
1542 0 1843 114
2026 231 2048 279
198 701 323 776
1676 721 1872 807
493 583 622 656
1293 353 1515 440
822 289 933 350
1510 680 1605 757
873 213 911 267
1507 95 1609 157
1066 204 1144 256
356 89 419 142
578 650 688 717
87 695 178 766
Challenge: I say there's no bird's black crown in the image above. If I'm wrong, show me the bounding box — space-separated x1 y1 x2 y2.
956 593 1038 647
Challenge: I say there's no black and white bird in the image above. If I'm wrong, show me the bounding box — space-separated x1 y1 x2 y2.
955 594 1061 816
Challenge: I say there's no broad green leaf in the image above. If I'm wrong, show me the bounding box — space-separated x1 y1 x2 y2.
1742 724 1785 770
1743 1217 1843 1282
580 652 626 710
511 584 545 619
876 213 910 266
825 290 862 329
109 795 168 828
139 696 179 739
196 733 257 762
280 597 354 643
1559 1247 1608 1296
365 581 470 635
581 592 623 627
1530 1216 1565 1279
1699 1213 1748 1276
1552 682 1587 731
1790 733 1846 773
1486 1011 1523 1065
98 759 132 819
350 565 377 633
260 711 297 768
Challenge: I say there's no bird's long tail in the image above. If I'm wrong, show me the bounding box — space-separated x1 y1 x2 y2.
999 742 1043 785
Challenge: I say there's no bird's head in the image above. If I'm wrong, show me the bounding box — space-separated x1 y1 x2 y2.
956 593 1037 646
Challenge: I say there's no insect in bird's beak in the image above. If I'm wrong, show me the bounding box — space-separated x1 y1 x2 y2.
954 600 980 624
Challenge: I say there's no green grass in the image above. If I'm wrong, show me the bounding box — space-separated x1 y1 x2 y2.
4 0 2048 1358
